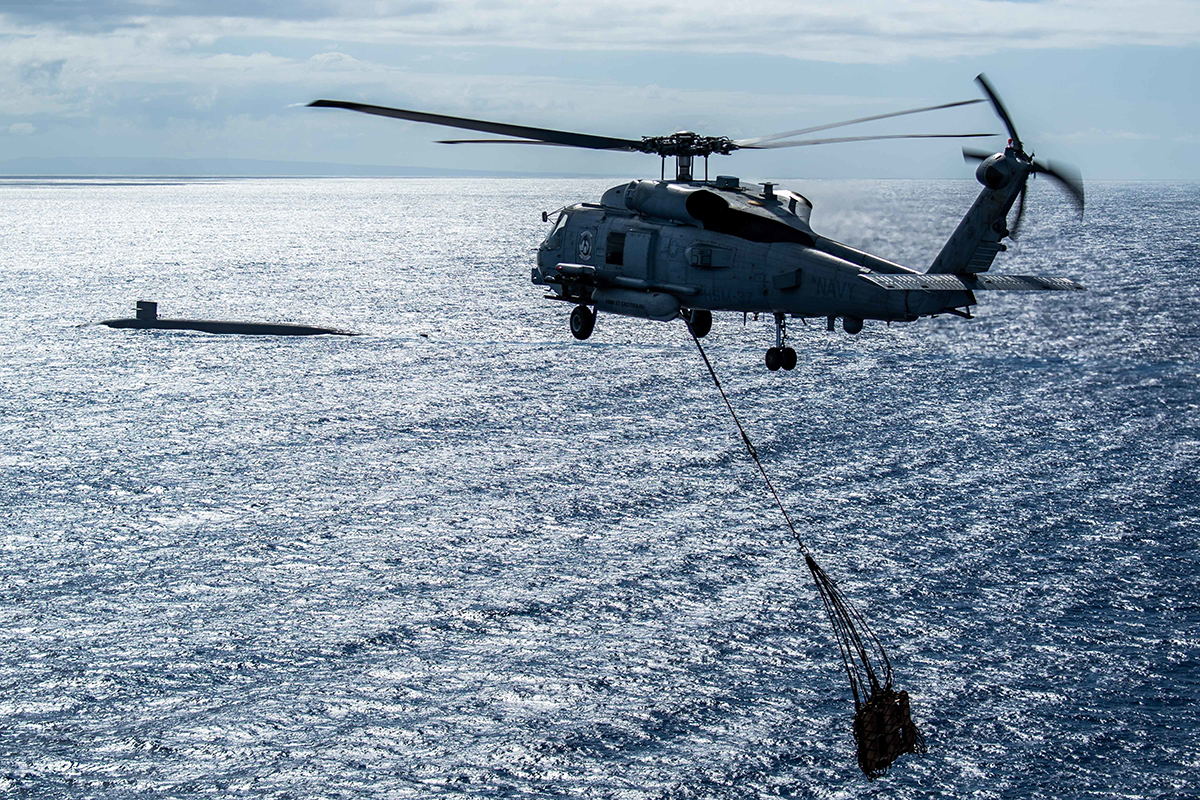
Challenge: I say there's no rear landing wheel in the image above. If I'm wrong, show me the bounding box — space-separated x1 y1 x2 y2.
766 347 783 371
782 347 797 371
570 305 595 340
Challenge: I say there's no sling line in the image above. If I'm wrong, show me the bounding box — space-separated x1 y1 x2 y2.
683 317 925 779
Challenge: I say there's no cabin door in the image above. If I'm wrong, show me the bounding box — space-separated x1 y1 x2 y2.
622 230 656 281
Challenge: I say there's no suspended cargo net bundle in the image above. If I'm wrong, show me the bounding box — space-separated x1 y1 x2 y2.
807 553 926 778
684 320 925 779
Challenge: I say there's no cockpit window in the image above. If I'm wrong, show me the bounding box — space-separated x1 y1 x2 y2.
542 212 568 249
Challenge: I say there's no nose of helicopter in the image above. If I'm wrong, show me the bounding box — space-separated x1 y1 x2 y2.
533 238 560 285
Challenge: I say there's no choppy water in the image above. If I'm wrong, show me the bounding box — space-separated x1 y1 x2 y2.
1 177 1197 798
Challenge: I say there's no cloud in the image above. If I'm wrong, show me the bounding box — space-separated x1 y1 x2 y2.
277 1 1200 61
2 2 1198 62
0 1 1192 125
0 1 1195 177
0 2 1193 128
308 51 368 70
7 122 35 134
0 2 363 29
0 20 889 131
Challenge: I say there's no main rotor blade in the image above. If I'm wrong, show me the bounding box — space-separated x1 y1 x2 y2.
1034 158 1085 218
975 74 1022 151
436 138 576 146
308 99 645 152
741 132 997 150
734 98 986 146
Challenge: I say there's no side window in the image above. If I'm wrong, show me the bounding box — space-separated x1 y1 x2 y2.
605 231 625 266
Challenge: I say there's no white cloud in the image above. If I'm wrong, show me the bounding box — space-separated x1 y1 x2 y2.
0 2 1195 177
7 122 36 134
189 88 217 110
222 1 1200 61
0 21 890 129
0 2 1194 123
4 2 1200 65
308 51 366 70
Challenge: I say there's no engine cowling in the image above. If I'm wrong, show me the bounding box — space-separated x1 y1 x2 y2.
622 180 727 226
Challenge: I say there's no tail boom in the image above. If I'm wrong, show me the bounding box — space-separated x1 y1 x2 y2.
927 149 1026 275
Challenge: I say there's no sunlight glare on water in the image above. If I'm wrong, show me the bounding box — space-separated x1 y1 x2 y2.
1 177 1197 798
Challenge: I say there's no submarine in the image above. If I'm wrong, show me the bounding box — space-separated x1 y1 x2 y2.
100 301 356 336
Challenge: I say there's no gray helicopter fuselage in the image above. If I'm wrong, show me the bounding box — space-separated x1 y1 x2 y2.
533 177 971 326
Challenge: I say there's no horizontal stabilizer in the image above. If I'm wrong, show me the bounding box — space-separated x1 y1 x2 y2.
859 273 1084 292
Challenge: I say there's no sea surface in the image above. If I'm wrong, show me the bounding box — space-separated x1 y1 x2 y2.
1 177 1197 799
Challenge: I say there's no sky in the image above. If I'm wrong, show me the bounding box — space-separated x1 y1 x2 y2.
0 1 1197 179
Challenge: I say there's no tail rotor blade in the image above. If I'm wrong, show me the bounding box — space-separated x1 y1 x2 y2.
963 146 994 163
965 76 1083 234
975 73 1022 151
1009 183 1027 239
1034 158 1085 219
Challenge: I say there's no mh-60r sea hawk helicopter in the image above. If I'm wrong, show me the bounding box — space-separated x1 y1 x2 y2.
310 75 1084 371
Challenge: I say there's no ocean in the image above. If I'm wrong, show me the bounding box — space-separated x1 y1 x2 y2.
1 177 1197 798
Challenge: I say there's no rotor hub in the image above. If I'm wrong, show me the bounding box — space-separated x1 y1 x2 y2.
639 132 738 158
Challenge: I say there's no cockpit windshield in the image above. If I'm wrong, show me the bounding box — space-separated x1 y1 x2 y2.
541 212 568 249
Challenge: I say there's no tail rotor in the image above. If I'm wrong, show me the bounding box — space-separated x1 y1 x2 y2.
963 74 1084 238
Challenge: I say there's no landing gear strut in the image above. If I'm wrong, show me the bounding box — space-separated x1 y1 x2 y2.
570 304 595 340
765 312 797 371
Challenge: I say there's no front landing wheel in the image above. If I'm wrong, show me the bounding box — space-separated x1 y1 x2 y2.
766 347 783 371
570 305 595 340
782 347 797 371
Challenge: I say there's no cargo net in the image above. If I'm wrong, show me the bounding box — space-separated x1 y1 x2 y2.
686 320 925 779
806 553 926 778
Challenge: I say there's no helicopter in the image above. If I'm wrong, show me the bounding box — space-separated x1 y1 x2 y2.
310 74 1084 371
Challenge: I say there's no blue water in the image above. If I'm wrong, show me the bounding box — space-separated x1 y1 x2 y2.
1 177 1197 798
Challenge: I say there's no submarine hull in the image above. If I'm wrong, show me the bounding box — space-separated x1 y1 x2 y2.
100 318 355 336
